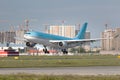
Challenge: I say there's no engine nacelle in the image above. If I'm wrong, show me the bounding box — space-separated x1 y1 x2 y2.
26 42 36 47
58 41 67 47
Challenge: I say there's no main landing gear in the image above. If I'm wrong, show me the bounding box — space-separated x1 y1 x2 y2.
61 49 68 54
43 46 49 54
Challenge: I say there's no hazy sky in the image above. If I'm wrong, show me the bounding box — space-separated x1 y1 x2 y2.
0 0 120 38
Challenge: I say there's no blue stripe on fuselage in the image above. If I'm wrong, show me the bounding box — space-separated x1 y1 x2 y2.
25 31 73 40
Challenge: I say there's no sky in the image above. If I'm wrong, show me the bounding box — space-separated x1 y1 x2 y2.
0 0 120 39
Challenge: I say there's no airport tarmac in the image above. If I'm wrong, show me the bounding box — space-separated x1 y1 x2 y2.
0 66 120 75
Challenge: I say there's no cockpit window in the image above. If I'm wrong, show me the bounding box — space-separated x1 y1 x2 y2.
25 32 31 34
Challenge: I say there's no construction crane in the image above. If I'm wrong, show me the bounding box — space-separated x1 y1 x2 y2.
25 19 29 31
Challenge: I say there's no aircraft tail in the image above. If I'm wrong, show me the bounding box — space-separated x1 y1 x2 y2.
74 22 88 39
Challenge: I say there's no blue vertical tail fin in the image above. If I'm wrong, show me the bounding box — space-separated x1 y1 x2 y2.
74 22 88 39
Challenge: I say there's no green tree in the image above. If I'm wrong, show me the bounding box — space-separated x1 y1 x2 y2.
78 47 86 53
70 48 76 53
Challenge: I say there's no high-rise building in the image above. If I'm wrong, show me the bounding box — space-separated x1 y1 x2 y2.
49 25 75 38
0 30 26 44
15 30 26 44
113 28 120 51
101 29 115 50
0 31 16 43
0 31 4 43
101 28 120 51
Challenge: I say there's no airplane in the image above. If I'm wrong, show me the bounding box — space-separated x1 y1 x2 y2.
23 22 102 54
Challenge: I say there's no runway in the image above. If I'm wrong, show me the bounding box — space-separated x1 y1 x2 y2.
0 66 120 75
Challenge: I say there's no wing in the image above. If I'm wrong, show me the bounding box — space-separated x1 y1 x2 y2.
49 38 105 43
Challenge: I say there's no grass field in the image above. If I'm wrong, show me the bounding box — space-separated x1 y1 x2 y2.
0 55 120 68
0 74 120 80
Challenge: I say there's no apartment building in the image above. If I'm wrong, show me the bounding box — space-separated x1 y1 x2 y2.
101 28 120 51
49 25 76 38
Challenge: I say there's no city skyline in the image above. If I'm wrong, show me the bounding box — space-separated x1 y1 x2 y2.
0 0 120 38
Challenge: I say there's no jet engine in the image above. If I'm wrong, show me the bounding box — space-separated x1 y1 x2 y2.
26 42 36 47
58 41 67 47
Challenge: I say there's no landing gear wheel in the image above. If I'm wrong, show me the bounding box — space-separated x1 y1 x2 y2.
62 49 68 54
43 48 49 53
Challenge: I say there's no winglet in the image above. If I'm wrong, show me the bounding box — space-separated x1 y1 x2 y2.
75 22 88 39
